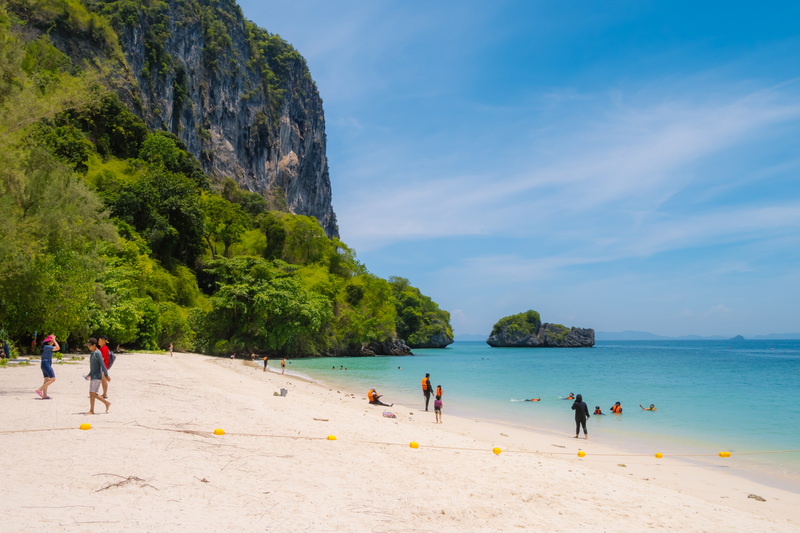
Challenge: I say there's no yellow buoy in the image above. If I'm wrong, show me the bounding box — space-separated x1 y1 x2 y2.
213 428 225 435
79 423 92 431
654 452 663 459
577 450 586 458
327 435 337 440
493 447 502 455
718 451 731 458
409 441 419 449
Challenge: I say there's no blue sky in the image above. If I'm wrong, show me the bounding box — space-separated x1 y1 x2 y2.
237 1 800 337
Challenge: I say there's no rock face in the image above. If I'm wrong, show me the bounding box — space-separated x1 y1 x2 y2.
329 339 413 357
487 323 595 348
114 0 338 237
408 332 454 349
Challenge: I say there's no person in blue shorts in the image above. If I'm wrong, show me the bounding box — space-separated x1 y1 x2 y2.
35 334 59 399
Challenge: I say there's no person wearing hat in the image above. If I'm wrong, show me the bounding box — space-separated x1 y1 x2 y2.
98 336 111 399
35 334 59 399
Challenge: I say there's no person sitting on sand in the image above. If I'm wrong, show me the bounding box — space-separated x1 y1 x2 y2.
367 388 393 407
594 406 605 415
565 393 574 400
640 404 657 411
524 398 541 402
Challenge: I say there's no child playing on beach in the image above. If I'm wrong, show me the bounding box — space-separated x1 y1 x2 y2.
434 395 443 423
84 338 110 414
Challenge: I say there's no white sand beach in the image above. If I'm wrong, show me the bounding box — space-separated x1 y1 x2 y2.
1 351 798 532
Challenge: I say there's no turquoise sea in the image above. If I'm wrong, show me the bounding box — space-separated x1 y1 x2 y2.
287 340 800 488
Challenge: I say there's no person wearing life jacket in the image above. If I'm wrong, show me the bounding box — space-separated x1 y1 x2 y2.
436 385 443 397
524 398 541 402
594 406 605 415
565 393 574 400
368 388 392 407
611 402 622 414
422 373 433 411
640 404 656 411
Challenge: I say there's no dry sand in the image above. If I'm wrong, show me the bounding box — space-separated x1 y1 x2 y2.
1 351 798 532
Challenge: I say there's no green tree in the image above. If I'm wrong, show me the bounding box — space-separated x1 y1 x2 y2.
201 193 249 259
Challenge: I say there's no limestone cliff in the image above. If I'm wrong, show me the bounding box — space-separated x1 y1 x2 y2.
109 0 338 236
486 310 594 348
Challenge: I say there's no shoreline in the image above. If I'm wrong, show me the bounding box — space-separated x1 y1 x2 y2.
275 358 800 494
1 351 798 531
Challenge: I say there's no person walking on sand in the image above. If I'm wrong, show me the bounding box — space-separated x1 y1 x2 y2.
572 393 590 439
35 334 59 399
168 342 173 357
281 358 286 374
98 336 111 399
263 356 268 372
434 395 443 423
421 373 433 411
84 338 110 414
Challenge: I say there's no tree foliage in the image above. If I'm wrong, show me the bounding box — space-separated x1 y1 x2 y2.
0 1 453 356
490 310 543 337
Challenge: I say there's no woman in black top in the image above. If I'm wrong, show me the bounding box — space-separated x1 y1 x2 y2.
571 393 590 439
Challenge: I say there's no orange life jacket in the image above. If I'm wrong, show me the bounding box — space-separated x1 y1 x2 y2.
421 378 429 391
612 405 622 413
368 390 376 402
566 395 574 400
436 386 442 396
594 408 602 414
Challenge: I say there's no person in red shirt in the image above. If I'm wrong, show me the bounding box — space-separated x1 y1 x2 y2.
98 336 111 399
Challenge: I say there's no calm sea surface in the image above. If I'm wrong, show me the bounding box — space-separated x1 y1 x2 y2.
287 340 800 486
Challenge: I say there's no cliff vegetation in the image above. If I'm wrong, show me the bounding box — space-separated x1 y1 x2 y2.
0 1 452 356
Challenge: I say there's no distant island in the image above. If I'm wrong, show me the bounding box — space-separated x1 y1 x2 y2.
486 310 594 348
594 331 800 341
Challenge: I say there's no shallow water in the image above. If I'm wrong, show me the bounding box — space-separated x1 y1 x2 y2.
287 340 800 486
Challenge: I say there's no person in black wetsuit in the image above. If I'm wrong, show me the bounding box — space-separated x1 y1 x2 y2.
571 393 590 439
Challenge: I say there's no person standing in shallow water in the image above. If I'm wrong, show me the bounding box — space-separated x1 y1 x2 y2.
421 373 432 411
572 393 590 439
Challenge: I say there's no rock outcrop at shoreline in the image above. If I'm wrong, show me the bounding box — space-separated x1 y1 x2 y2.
328 338 413 357
486 310 594 348
407 331 454 349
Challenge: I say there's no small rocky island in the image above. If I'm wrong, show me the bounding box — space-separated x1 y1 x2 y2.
486 310 594 348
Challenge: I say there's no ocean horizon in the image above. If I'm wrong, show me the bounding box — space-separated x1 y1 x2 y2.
286 339 800 490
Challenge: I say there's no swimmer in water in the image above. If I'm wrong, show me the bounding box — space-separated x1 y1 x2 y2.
640 404 657 411
594 406 604 415
565 393 574 400
524 398 541 402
